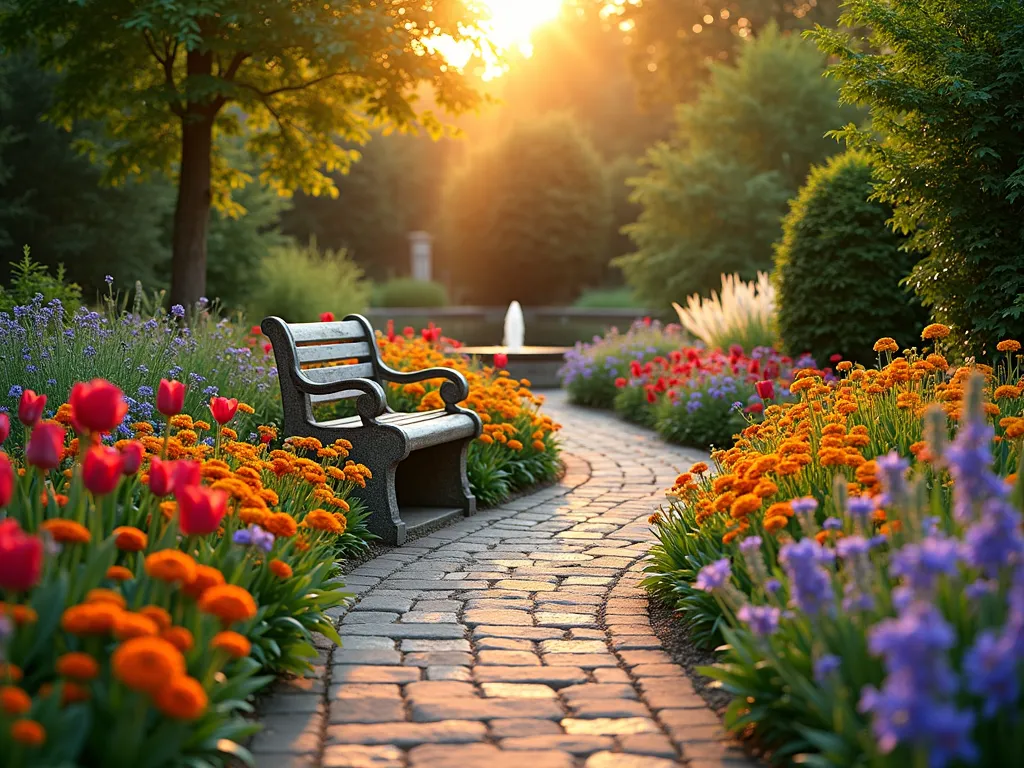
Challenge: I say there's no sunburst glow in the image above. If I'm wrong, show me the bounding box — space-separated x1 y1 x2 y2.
431 0 564 79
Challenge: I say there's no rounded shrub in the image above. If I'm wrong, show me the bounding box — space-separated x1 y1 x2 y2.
247 242 370 323
774 151 927 364
373 278 449 308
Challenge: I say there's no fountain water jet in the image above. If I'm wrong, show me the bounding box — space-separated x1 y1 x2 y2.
503 301 525 352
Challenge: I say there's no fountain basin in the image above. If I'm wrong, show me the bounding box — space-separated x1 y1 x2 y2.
457 345 569 389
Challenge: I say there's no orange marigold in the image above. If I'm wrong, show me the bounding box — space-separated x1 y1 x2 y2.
161 626 195 653
40 519 91 544
689 462 709 475
921 323 950 340
112 526 148 552
730 493 762 519
145 550 198 585
60 681 90 705
86 588 126 609
269 559 293 579
994 385 1022 400
873 337 899 353
996 339 1021 353
211 630 252 659
61 603 122 636
154 675 208 720
56 652 99 681
198 585 257 625
139 606 172 632
0 664 22 682
507 439 523 451
303 508 344 534
0 686 31 716
111 637 186 694
106 565 134 581
114 612 160 640
264 512 298 538
763 515 789 534
10 719 45 747
183 564 226 600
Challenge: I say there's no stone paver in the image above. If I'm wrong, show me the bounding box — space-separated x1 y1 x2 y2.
255 391 752 768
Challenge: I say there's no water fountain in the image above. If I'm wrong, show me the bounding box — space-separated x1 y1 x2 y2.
458 301 569 388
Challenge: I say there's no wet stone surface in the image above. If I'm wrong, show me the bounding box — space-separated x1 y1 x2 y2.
253 392 753 768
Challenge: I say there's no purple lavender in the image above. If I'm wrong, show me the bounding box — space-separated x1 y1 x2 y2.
779 538 834 615
695 558 732 593
737 604 781 636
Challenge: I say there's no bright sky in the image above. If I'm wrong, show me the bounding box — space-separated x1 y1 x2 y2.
432 0 565 79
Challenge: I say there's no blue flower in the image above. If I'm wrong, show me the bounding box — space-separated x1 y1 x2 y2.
822 516 842 531
105 275 114 285
84 345 96 358
138 385 154 398
8 385 22 398
779 538 834 615
695 558 732 593
963 630 1018 717
171 304 186 318
737 604 780 636
813 653 841 682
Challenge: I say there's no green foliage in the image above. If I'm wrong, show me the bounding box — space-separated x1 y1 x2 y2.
653 387 746 451
0 248 82 312
573 286 645 309
619 25 858 311
613 384 659 429
814 0 1024 359
774 151 927 363
246 242 370 324
372 278 449 308
440 113 612 305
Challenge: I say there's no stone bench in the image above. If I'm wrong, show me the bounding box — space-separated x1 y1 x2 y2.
261 314 482 545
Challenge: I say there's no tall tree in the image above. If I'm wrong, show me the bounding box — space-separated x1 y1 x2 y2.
0 0 487 306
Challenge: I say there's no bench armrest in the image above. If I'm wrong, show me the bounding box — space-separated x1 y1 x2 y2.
379 366 469 412
291 371 387 426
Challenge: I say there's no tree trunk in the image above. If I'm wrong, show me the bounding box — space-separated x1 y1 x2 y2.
170 47 216 309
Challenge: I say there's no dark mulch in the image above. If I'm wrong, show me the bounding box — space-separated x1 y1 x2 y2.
648 597 732 714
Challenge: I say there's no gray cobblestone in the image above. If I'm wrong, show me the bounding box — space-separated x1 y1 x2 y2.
255 392 750 768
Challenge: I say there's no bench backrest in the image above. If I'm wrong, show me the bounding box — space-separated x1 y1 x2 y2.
261 315 384 410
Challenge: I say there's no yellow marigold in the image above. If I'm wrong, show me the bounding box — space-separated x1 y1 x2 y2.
264 512 298 538
730 493 761 520
132 422 155 435
996 339 1021 353
193 420 211 431
211 630 252 659
176 429 198 446
112 636 185 694
139 606 172 632
994 385 1022 400
237 402 255 414
873 337 899 353
56 652 99 681
239 507 270 527
836 361 853 372
159 500 177 521
183 564 226 600
10 719 45 747
40 519 91 545
112 526 148 552
269 559 293 580
161 626 194 653
0 686 31 716
921 323 950 340
198 585 257 625
86 589 126 609
648 512 662 525
145 550 198 585
221 428 238 441
154 675 208 720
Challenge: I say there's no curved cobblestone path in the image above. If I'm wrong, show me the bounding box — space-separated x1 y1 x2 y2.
252 392 752 768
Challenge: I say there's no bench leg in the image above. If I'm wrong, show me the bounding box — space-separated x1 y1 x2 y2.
395 436 477 518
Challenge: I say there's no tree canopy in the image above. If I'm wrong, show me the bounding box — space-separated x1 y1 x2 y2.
0 0 489 305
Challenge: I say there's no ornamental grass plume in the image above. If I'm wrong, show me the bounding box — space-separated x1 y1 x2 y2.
673 272 776 352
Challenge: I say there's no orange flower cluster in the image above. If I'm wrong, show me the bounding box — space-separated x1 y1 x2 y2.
668 338 1024 544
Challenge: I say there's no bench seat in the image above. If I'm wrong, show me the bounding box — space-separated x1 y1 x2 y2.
261 313 482 545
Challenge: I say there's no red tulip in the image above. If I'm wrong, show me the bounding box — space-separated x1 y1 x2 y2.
494 352 509 369
209 397 239 425
177 486 228 535
25 423 65 469
157 379 186 417
386 320 396 343
263 343 272 355
645 388 657 404
83 446 123 496
0 413 8 445
403 326 414 338
830 353 843 363
250 325 262 336
320 311 335 322
172 460 202 490
614 377 627 388
0 519 42 592
18 390 46 427
0 453 14 507
755 380 775 401
148 456 175 497
745 402 765 414
118 441 145 476
69 379 128 434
